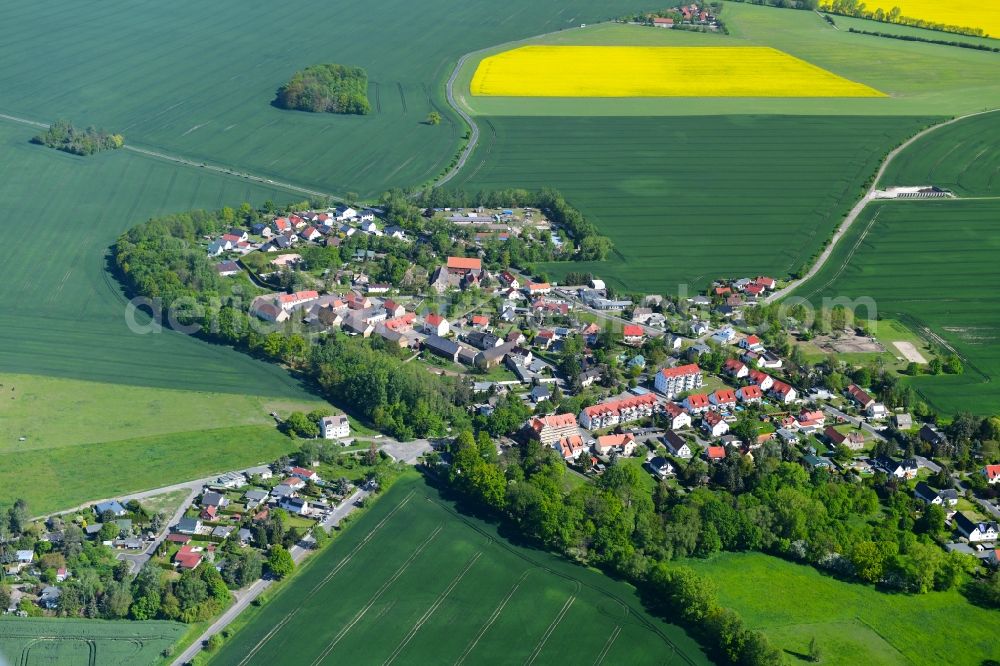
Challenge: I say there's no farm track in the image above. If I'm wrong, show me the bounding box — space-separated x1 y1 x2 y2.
768 108 1000 304
0 112 346 202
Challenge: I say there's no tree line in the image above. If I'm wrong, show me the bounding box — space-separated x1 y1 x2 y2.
32 120 124 156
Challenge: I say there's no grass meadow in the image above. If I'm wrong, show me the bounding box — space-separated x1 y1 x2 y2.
210 474 709 666
879 110 1000 196
0 0 653 197
3 426 301 515
688 552 999 665
0 616 184 666
455 115 934 292
798 199 1000 414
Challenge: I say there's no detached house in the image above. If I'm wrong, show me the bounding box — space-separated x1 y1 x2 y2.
914 482 958 507
663 430 693 459
710 388 737 410
555 435 587 461
824 425 865 451
983 465 1000 485
683 393 710 414
723 359 748 379
846 384 875 410
423 313 450 337
321 414 350 440
737 385 763 403
663 403 691 430
954 513 999 543
702 411 729 438
594 433 638 457
623 325 645 344
769 380 797 404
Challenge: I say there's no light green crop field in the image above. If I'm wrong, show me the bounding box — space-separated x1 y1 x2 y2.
3 426 301 515
454 3 1000 117
879 110 1000 195
210 474 709 666
0 0 659 198
0 373 325 453
688 552 999 665
0 616 184 666
455 114 934 292
796 199 1000 415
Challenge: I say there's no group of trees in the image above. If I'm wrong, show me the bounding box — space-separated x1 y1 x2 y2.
439 418 989 663
31 120 124 156
275 64 371 115
441 432 784 665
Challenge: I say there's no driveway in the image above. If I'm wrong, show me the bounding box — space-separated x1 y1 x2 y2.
822 405 886 441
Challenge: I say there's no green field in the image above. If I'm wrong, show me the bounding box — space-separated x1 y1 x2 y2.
3 425 301 515
827 13 1000 49
0 616 184 666
0 0 658 198
797 199 1000 414
688 552 1000 665
210 474 709 666
879 110 1000 195
455 115 934 292
454 4 1000 118
0 373 325 453
0 119 337 513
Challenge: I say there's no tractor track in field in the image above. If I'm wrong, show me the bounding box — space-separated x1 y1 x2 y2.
0 111 347 202
767 108 1000 305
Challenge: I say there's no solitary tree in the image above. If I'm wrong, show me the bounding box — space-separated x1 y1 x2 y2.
426 111 442 125
809 636 822 662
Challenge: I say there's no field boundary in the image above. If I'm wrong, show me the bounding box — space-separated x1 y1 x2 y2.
769 107 1000 304
0 112 346 203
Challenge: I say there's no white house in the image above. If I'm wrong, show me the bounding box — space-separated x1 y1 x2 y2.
702 411 729 438
423 313 450 337
663 403 691 430
663 430 692 459
955 513 999 543
321 414 350 440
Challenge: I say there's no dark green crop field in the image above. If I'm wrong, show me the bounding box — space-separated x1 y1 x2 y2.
455 115 935 292
797 199 1000 415
0 616 184 666
0 120 310 396
879 110 1000 196
0 0 653 197
211 474 709 666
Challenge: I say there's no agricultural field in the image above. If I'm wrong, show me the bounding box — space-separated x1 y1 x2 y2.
849 0 1000 37
879 110 1000 196
0 616 184 666
827 14 1000 48
0 120 331 513
0 373 325 454
2 425 301 515
210 475 709 666
470 46 884 98
0 0 656 198
455 114 934 292
796 199 1000 415
688 552 1000 665
454 3 1000 117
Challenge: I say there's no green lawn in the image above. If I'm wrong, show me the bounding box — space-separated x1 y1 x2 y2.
455 114 934 292
797 198 1000 414
0 616 184 666
210 474 709 665
687 552 999 665
4 425 301 515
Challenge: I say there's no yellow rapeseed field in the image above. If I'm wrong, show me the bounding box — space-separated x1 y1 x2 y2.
856 0 999 36
470 46 885 98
